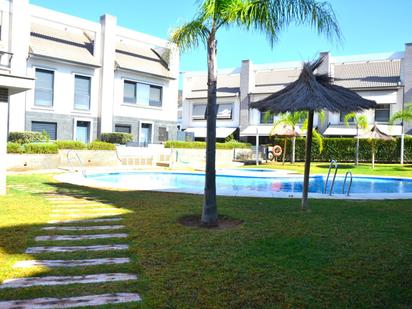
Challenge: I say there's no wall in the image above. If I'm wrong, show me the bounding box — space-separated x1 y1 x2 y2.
7 150 120 171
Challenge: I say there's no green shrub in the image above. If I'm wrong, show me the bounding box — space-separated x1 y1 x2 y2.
7 142 24 154
55 140 87 150
24 143 59 154
269 137 412 163
8 131 44 144
87 141 116 150
100 133 133 144
164 140 252 149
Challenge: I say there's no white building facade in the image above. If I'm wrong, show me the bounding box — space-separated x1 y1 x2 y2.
5 0 179 145
182 47 412 143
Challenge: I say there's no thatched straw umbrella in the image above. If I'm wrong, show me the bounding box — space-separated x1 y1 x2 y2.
250 58 376 210
270 124 300 164
358 124 393 169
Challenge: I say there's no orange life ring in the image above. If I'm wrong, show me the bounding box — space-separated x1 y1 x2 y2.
272 145 282 157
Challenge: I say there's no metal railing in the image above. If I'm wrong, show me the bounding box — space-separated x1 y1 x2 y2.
67 150 86 177
324 159 338 195
342 171 353 196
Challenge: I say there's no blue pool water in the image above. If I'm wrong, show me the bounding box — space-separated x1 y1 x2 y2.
85 171 412 195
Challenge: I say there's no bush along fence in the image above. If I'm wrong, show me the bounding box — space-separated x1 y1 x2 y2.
269 137 412 163
164 140 252 149
7 132 116 154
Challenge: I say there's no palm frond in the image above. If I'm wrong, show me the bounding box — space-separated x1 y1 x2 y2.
222 0 341 47
344 112 356 127
389 103 412 125
170 19 210 52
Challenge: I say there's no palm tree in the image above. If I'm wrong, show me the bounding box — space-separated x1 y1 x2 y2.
390 102 412 165
171 0 340 226
269 112 305 163
344 112 368 165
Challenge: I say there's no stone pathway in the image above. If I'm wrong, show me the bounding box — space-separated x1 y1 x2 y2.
1 184 141 308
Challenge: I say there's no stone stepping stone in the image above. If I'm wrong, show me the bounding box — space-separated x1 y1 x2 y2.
13 258 130 268
42 225 125 231
47 218 123 224
35 233 128 241
26 244 129 254
51 208 116 213
0 292 141 308
50 213 121 218
0 273 137 289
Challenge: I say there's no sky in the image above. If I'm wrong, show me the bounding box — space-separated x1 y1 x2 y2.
31 0 412 74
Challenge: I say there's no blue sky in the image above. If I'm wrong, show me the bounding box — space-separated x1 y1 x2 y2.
31 0 412 73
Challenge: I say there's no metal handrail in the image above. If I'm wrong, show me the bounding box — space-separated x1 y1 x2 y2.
342 171 353 196
324 159 338 195
67 150 86 177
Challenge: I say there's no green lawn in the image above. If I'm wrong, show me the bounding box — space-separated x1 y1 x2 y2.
245 161 412 177
0 174 411 308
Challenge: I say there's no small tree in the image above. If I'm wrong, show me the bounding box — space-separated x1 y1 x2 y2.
344 112 368 165
268 111 305 163
390 102 412 164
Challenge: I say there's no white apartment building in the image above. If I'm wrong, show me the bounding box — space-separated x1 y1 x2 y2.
182 46 412 144
4 0 179 145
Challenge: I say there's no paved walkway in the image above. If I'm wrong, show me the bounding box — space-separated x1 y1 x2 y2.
0 184 141 308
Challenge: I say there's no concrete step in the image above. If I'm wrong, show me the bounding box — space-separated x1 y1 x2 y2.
0 292 141 308
13 258 130 268
42 225 125 231
35 233 128 242
0 273 137 289
26 244 129 254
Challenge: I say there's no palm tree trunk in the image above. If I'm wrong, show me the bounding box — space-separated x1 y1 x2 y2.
201 31 218 226
355 125 359 166
282 138 287 165
301 110 314 211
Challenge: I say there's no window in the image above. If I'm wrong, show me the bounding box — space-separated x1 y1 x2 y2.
74 75 91 110
260 111 273 124
34 69 54 107
123 81 136 104
76 121 90 143
217 103 233 119
123 80 162 107
192 104 207 120
32 121 57 140
158 127 168 142
375 104 390 122
115 124 131 134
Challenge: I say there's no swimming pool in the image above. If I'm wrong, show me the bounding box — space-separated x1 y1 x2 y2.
76 170 412 199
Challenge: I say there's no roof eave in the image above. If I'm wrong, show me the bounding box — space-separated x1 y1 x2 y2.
115 66 176 80
29 53 101 69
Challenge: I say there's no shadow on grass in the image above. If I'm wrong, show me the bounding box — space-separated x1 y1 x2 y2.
316 164 355 170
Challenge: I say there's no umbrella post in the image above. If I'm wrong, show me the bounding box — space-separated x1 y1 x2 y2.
256 128 259 166
301 110 314 211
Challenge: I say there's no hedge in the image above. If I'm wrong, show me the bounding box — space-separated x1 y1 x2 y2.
55 140 87 150
100 133 133 144
7 142 24 154
164 140 252 149
8 131 45 144
23 143 59 154
269 137 412 163
87 141 116 150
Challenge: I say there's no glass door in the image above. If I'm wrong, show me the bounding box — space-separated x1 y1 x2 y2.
76 121 90 143
140 123 152 147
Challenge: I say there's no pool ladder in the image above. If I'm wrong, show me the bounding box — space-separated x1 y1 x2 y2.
67 150 86 177
324 159 353 196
